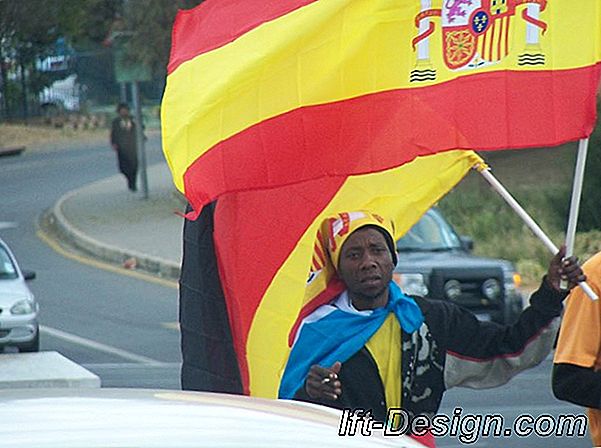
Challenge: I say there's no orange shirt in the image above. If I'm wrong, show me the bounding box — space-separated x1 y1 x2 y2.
554 251 601 446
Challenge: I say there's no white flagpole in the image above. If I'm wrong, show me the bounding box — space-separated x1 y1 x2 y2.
560 138 589 289
474 163 597 300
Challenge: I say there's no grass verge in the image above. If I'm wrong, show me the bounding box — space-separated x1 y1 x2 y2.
438 147 601 287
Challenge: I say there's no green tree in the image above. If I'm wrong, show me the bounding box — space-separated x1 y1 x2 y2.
57 0 119 46
123 0 205 77
55 0 120 105
0 0 64 119
56 0 204 102
55 0 204 75
0 0 205 118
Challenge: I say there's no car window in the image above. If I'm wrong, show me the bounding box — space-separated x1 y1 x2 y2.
396 210 462 251
0 246 18 279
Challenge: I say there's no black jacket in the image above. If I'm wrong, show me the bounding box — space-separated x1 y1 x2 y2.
295 280 565 421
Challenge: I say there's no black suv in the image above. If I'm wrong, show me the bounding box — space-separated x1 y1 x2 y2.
393 208 523 324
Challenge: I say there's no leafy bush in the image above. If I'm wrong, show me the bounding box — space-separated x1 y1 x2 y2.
438 183 571 286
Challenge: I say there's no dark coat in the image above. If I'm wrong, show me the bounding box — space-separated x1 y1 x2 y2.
294 281 565 421
111 117 138 186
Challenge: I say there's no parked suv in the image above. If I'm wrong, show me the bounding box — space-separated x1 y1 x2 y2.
393 208 523 324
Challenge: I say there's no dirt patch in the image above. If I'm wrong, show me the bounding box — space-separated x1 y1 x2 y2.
0 123 107 153
0 124 161 153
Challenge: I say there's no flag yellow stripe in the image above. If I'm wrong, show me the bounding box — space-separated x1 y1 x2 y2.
162 0 601 192
245 150 483 397
504 16 510 59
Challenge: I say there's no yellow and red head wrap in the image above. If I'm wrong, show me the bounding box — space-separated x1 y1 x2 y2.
322 211 397 269
291 211 399 346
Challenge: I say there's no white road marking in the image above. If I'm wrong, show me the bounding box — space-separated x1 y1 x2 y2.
82 362 181 369
0 221 18 230
40 325 165 365
161 322 180 330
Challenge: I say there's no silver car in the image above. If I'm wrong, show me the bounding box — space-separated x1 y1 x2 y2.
0 238 39 352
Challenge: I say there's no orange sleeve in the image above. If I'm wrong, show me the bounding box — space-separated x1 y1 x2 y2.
554 253 601 368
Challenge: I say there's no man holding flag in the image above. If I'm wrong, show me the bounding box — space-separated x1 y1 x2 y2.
164 0 601 418
281 211 585 442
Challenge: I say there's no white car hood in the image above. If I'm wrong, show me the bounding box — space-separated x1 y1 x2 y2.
0 389 426 448
0 280 32 306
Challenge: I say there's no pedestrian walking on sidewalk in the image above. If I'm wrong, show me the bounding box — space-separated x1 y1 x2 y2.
110 103 138 192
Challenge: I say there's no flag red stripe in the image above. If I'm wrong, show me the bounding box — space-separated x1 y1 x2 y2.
213 177 346 393
183 65 601 215
497 19 503 61
314 243 326 266
168 0 318 74
311 257 320 271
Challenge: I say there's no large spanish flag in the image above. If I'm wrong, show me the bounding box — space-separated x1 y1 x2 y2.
166 0 601 398
163 0 601 218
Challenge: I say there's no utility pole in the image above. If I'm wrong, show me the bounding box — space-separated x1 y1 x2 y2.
131 81 149 199
120 83 127 103
108 11 151 199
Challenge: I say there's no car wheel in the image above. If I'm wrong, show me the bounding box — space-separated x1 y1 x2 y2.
18 329 40 353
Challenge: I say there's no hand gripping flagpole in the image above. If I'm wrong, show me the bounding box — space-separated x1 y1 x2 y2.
474 162 597 301
561 138 589 290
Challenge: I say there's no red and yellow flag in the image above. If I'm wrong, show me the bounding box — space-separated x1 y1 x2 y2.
163 0 601 218
164 0 601 397
213 150 481 397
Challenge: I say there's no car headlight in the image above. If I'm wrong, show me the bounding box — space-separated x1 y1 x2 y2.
444 279 462 300
393 273 428 296
11 299 34 315
503 270 522 295
482 278 501 300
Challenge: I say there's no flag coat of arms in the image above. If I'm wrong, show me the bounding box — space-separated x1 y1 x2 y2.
164 0 601 398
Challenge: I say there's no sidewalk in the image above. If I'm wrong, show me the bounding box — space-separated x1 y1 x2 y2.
46 162 186 280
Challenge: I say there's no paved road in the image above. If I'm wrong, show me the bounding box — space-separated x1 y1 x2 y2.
0 137 181 388
437 356 589 447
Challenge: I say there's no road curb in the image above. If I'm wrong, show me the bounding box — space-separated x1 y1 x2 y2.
0 351 100 389
45 187 181 281
0 146 26 157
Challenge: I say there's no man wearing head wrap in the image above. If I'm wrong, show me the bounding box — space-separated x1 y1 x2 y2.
280 211 585 444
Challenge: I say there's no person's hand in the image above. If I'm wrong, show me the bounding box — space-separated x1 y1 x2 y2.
545 245 586 292
305 361 342 401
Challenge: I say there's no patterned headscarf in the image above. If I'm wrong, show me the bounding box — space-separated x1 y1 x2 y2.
292 211 400 346
321 211 398 269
